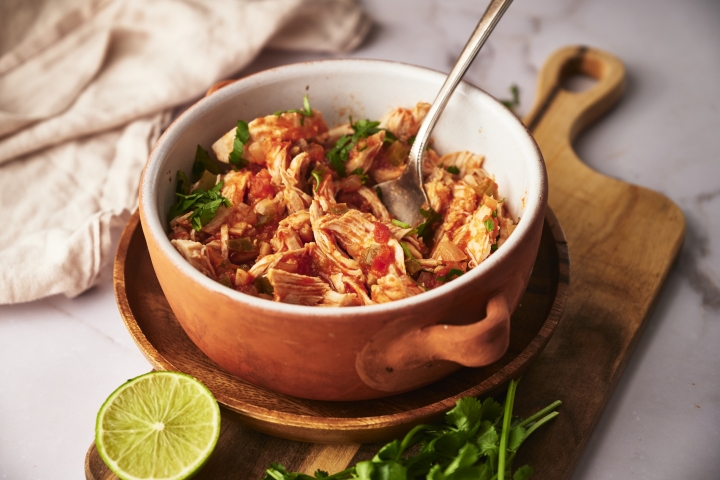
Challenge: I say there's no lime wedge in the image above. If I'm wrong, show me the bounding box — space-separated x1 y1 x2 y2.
95 371 221 480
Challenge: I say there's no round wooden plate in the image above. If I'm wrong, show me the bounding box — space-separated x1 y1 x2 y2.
114 208 569 444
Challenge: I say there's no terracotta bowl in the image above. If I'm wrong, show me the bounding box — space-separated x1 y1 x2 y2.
139 60 547 401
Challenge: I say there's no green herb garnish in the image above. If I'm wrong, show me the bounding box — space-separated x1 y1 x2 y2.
446 165 460 175
262 378 560 480
350 168 368 184
326 118 385 177
376 186 383 201
391 219 411 229
437 268 464 282
400 241 423 276
491 243 499 252
415 207 443 243
484 218 495 232
501 84 520 112
175 170 191 195
326 135 353 177
273 94 313 125
191 145 220 181
167 181 231 231
310 169 324 192
383 130 398 145
229 120 250 167
254 276 274 296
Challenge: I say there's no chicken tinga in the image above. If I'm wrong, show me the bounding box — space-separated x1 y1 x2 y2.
167 96 516 306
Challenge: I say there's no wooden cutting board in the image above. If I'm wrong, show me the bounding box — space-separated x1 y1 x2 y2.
86 46 684 479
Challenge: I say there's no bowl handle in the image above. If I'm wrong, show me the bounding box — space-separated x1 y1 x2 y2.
355 291 510 392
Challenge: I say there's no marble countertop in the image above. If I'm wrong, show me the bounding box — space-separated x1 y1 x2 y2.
2 0 719 478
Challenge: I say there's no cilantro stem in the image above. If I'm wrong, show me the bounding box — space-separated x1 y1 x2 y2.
520 411 560 442
398 424 436 457
516 400 562 429
497 378 519 480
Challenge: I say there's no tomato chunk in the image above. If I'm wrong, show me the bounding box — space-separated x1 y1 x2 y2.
248 169 274 204
370 245 395 276
373 222 391 244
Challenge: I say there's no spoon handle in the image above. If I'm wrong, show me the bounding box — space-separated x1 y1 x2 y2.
406 0 514 196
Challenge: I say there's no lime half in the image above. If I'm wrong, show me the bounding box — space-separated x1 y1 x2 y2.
95 371 221 480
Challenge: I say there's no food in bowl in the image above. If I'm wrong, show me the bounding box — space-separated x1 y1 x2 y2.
139 60 547 400
167 97 516 307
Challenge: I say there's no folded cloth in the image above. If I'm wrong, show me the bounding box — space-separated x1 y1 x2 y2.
0 0 370 304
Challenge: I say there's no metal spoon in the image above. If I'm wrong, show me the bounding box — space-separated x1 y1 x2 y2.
376 0 513 226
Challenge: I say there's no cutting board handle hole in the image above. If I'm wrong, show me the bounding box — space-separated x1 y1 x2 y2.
560 73 598 93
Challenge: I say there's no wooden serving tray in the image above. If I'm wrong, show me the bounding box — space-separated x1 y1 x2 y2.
87 45 685 479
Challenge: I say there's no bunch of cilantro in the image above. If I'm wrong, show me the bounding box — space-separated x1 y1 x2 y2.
263 379 560 480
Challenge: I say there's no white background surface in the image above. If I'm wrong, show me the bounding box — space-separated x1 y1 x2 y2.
2 0 720 478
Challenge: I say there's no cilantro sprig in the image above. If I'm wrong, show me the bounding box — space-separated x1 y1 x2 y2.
446 165 460 175
262 378 561 480
168 181 231 231
229 120 250 167
325 117 390 177
274 94 313 125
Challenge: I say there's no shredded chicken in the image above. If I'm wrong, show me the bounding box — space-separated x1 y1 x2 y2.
169 101 516 306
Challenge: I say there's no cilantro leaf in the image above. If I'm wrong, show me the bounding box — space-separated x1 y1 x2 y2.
168 181 231 231
415 207 442 243
501 84 520 112
446 165 460 175
376 186 383 201
437 268 464 282
191 145 220 181
326 134 352 177
229 120 250 167
274 94 313 125
326 117 386 177
480 397 504 423
475 421 499 456
350 168 368 184
383 130 398 144
446 397 482 432
175 170 191 195
513 465 534 480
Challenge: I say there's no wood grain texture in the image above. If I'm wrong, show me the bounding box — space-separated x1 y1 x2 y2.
512 46 685 479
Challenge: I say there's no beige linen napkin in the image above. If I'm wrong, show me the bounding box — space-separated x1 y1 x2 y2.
0 0 370 304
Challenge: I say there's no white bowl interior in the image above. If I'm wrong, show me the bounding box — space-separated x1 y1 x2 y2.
143 60 544 315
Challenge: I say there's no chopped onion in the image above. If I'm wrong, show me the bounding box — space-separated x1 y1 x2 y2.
434 240 467 262
338 174 363 192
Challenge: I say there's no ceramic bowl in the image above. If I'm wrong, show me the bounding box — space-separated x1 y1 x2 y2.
139 60 547 401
